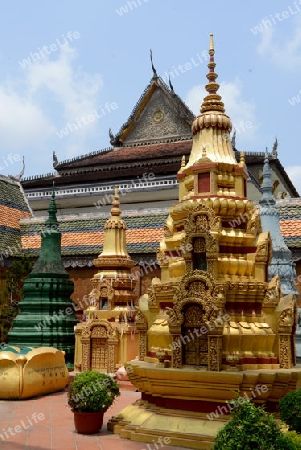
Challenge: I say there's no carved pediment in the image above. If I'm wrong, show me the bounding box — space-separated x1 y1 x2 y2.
167 270 223 331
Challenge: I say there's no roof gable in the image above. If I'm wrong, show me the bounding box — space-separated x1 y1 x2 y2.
110 76 194 147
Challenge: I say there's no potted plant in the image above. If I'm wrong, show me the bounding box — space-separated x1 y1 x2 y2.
67 370 120 434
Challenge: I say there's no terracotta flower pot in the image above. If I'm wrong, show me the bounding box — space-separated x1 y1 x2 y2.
73 410 104 434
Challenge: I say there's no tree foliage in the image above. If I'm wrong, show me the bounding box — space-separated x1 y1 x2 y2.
280 389 301 434
213 399 294 450
0 255 33 340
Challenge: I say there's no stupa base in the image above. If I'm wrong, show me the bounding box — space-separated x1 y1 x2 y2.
107 361 301 449
108 401 223 449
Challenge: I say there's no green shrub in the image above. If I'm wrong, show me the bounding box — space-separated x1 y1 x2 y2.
285 431 301 449
213 399 294 450
280 389 301 433
67 371 120 413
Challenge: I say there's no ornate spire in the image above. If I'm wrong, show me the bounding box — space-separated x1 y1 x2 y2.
95 186 132 265
31 185 66 275
260 151 275 205
200 33 225 114
259 151 297 295
45 183 59 229
188 34 235 167
111 185 121 217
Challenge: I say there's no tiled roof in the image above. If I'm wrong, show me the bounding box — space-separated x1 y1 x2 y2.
21 211 168 257
21 200 301 259
278 200 301 248
53 140 192 170
0 176 32 257
21 141 193 188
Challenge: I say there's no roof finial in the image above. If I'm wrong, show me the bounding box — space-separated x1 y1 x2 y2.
209 32 214 52
109 128 115 145
181 155 185 168
53 151 58 168
13 156 25 181
202 145 207 158
272 137 278 157
168 71 174 92
150 49 157 78
111 185 121 217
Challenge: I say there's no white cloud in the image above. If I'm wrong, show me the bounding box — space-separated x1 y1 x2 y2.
185 78 257 144
285 166 301 195
25 44 103 156
0 43 104 173
256 16 301 70
0 87 55 148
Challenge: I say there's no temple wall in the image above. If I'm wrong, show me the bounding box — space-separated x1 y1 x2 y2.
69 268 95 311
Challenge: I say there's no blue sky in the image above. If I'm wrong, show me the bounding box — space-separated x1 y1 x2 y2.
0 1 301 193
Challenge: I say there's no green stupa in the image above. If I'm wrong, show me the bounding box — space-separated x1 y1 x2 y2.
8 189 78 368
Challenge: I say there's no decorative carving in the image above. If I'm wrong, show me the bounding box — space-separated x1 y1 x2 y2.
172 335 182 368
139 330 147 361
89 287 100 308
122 89 192 146
91 326 107 338
247 209 262 235
263 275 281 307
208 336 222 371
80 320 119 373
148 287 157 309
184 304 203 325
279 308 294 328
81 326 91 338
279 335 291 369
195 214 209 231
167 270 223 369
255 234 272 264
194 237 206 253
180 205 219 268
156 249 168 267
164 224 173 237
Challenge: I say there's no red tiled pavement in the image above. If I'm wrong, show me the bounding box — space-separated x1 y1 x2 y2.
0 382 190 450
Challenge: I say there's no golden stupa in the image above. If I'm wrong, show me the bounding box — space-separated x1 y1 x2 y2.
108 35 301 449
74 186 138 373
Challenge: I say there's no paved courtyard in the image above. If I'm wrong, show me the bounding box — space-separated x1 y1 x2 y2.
0 382 190 450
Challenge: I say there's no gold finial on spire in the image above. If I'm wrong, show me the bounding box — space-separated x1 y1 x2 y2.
209 33 214 52
202 145 207 158
111 185 121 216
200 33 225 114
181 155 186 168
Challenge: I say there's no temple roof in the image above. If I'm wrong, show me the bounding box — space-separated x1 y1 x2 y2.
279 199 301 249
20 210 168 259
109 74 194 147
21 141 193 189
0 175 32 259
20 202 301 264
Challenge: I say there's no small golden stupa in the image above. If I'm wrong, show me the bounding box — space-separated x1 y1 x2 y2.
74 186 138 373
108 35 301 448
